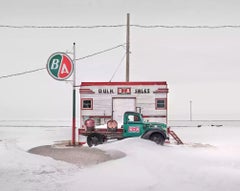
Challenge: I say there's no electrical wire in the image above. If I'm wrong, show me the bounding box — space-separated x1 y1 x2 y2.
76 44 126 61
0 24 125 29
131 24 240 29
0 68 46 80
0 43 126 80
109 53 126 82
1 24 240 29
1 21 239 79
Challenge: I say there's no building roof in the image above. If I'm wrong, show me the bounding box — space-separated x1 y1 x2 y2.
80 81 167 87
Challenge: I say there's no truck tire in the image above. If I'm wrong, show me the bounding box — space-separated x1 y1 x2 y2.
150 133 165 145
87 133 105 147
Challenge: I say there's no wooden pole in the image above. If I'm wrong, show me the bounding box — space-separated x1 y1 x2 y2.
190 100 192 121
126 13 130 82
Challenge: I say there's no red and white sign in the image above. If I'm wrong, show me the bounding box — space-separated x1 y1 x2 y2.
47 52 74 80
128 126 140 133
118 87 131 95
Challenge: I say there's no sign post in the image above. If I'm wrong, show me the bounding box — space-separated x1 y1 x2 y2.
72 43 76 145
47 49 76 145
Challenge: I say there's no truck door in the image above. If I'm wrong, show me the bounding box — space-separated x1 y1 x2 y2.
123 113 144 137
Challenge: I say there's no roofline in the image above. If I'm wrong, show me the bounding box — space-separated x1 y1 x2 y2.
80 81 167 87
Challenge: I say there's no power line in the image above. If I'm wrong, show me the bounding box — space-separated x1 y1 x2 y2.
76 43 125 61
1 24 240 29
0 43 125 80
109 53 126 82
0 24 125 29
131 24 240 29
0 68 45 80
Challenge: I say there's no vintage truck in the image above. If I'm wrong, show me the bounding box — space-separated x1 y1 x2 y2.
78 111 182 147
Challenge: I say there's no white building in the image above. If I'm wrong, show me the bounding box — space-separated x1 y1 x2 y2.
79 81 168 126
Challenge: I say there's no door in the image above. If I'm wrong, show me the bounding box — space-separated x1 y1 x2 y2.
123 112 144 137
112 97 136 122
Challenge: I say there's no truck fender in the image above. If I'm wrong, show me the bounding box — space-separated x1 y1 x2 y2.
141 128 166 140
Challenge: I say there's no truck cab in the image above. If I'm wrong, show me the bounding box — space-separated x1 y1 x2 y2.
122 111 168 144
123 111 145 137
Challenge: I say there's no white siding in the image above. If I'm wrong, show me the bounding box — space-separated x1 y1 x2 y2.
80 82 168 125
113 98 136 122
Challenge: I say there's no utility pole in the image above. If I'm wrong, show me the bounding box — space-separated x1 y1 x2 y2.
72 42 76 145
126 13 130 82
190 100 192 121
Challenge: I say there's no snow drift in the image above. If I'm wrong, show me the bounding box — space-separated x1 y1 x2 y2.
1 122 240 191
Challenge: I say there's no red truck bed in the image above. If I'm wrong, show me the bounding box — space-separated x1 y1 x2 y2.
78 128 124 140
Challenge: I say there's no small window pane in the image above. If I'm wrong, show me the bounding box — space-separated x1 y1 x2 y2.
157 99 165 108
83 100 92 109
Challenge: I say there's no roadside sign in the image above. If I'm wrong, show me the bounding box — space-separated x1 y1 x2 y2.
46 52 74 80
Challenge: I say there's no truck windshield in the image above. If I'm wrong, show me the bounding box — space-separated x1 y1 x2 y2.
128 115 140 122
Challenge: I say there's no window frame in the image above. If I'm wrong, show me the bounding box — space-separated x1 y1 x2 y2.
155 98 167 110
81 98 93 110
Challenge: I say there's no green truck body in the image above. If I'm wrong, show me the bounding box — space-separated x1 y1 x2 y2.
79 111 169 147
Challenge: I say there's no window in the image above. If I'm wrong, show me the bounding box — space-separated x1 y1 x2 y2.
155 98 167 110
81 98 93 110
127 114 140 123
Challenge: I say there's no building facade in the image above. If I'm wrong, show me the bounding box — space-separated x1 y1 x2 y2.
79 81 168 126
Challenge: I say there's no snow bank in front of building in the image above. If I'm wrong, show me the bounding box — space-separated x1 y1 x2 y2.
0 139 77 191
1 123 240 191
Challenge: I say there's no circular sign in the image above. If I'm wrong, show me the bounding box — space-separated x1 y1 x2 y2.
46 52 74 80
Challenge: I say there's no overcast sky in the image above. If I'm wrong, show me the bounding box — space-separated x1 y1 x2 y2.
0 0 240 120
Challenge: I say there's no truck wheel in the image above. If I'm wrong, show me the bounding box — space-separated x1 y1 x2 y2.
87 133 105 147
150 133 165 145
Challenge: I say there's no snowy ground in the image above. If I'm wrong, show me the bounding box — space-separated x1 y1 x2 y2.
1 121 240 191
